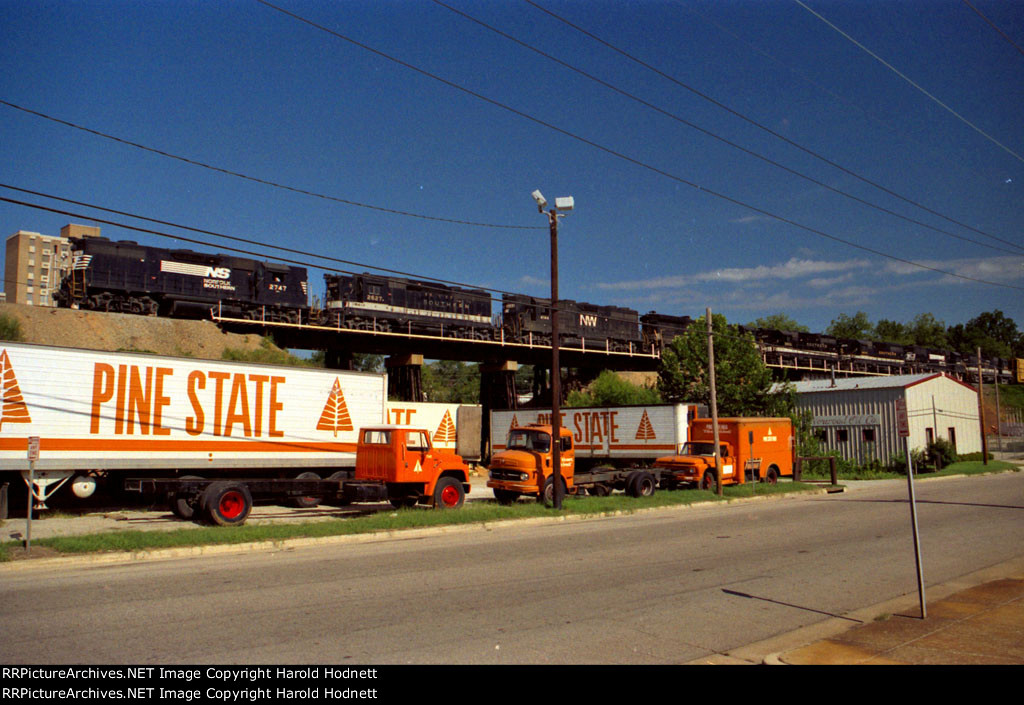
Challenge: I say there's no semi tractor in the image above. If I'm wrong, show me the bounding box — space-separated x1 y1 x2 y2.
487 404 702 503
128 425 472 525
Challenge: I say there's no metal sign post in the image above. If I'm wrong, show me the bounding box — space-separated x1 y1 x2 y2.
26 436 40 554
895 400 926 618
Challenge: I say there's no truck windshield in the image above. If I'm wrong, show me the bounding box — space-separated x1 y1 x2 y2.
507 430 551 453
681 442 727 457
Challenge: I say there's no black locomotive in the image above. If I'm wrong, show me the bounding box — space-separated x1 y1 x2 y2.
51 237 1012 381
56 236 308 322
501 294 643 351
321 273 492 338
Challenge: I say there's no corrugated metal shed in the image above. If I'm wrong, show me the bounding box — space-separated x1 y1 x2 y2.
785 373 981 465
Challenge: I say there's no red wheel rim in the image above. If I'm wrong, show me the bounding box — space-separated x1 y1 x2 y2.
219 491 245 519
440 485 460 507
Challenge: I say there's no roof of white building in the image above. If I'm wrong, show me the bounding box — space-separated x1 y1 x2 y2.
777 373 975 394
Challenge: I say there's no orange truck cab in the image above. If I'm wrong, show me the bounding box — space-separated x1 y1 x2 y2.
654 417 793 491
355 425 471 508
487 424 574 504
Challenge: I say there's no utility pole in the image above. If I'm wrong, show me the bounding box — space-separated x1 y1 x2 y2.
977 347 988 465
531 190 574 509
707 308 722 496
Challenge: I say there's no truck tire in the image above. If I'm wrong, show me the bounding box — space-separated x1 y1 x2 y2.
587 483 611 497
169 476 203 520
700 470 718 493
433 476 465 509
493 489 520 505
202 481 253 526
627 471 657 498
765 466 780 485
290 471 322 509
540 476 567 507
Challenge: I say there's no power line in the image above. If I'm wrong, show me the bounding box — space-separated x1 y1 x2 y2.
961 0 1024 57
794 0 1024 164
0 99 542 232
0 187 525 307
431 0 1023 256
522 0 1023 252
254 0 1024 291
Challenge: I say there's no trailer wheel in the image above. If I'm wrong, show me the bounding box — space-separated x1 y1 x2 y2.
700 470 718 493
493 489 520 505
290 471 322 508
169 476 203 520
324 470 352 506
627 471 657 498
433 476 465 509
765 466 780 485
202 482 253 526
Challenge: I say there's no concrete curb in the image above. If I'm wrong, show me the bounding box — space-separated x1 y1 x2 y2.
0 485 833 571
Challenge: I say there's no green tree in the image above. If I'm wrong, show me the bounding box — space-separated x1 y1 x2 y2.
566 370 661 407
873 319 909 344
422 360 480 403
826 311 873 339
948 310 1022 358
907 313 947 349
746 314 808 332
0 313 23 341
657 313 789 416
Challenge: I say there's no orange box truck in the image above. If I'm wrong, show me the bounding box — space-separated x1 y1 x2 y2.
654 417 793 491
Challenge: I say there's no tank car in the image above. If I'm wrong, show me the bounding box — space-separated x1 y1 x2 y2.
321 273 492 338
56 236 308 322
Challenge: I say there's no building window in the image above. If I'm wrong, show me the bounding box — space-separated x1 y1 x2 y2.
925 428 934 445
836 429 849 443
814 428 828 443
862 428 876 442
948 427 957 451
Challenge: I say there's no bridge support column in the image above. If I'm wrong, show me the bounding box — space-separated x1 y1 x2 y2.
386 353 424 402
480 360 518 462
323 349 353 370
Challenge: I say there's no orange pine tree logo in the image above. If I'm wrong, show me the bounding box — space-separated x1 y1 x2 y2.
634 410 656 440
0 349 31 431
316 378 353 437
433 410 457 444
507 414 520 436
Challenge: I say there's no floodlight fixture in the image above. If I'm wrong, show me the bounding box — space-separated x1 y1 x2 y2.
531 189 548 212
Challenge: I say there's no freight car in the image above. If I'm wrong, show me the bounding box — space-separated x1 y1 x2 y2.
56 236 308 323
321 273 492 339
501 294 642 351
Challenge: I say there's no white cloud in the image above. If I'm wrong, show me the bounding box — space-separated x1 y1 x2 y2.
598 257 871 290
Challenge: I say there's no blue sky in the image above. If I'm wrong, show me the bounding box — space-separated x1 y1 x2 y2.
2 0 1022 337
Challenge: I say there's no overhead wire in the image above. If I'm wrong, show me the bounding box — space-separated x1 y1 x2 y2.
793 0 1024 164
254 0 1024 292
522 0 1023 251
0 99 542 232
431 0 1023 256
961 0 1024 58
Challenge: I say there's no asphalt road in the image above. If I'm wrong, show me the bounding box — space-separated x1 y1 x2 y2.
2 472 1022 664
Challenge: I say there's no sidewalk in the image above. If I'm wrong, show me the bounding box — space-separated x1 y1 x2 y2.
773 558 1024 665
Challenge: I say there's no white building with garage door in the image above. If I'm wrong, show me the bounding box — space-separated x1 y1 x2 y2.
787 373 981 465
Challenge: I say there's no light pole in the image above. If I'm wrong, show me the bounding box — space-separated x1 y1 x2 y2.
532 189 574 509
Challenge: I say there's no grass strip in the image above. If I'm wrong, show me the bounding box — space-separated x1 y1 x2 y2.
0 481 824 561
